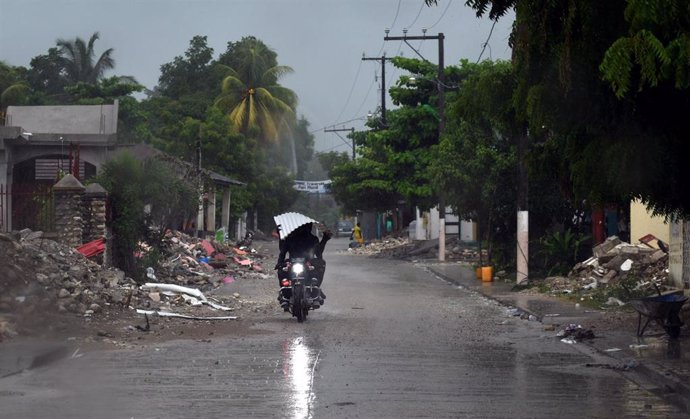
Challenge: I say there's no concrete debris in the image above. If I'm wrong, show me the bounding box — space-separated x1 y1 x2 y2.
347 236 485 263
0 229 273 341
135 309 237 320
526 235 672 301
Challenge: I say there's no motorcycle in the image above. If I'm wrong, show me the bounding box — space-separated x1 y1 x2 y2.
237 231 255 253
279 257 323 322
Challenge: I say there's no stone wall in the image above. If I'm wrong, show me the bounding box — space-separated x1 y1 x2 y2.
53 175 85 248
53 175 109 265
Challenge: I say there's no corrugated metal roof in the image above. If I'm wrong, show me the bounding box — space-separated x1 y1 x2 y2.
273 212 319 240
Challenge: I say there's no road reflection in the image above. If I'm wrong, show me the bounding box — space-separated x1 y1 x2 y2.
283 337 319 419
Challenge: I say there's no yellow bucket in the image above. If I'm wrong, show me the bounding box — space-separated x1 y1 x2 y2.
481 266 493 282
476 268 482 279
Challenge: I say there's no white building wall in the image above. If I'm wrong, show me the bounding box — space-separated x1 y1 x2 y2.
409 206 476 242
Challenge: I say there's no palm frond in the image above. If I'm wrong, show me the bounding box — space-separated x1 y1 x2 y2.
266 85 298 109
1 83 30 105
262 65 294 83
220 75 246 93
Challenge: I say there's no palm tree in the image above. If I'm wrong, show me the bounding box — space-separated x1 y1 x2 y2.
214 39 297 144
56 32 115 84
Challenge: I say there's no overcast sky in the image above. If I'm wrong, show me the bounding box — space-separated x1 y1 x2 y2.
0 0 514 154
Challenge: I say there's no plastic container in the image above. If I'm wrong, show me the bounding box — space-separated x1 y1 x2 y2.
481 266 493 282
476 268 482 279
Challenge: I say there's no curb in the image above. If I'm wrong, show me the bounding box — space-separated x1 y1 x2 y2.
424 263 690 413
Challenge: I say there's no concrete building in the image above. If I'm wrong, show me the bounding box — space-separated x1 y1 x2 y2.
0 102 243 236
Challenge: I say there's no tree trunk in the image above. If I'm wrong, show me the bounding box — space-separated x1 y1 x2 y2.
681 221 690 290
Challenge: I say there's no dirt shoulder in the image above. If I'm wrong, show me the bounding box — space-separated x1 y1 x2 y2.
1 231 281 349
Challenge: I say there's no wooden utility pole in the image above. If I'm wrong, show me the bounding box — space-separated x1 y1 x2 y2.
325 127 356 159
362 53 393 127
385 31 446 261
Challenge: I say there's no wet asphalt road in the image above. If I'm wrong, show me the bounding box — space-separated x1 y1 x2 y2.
1 238 686 418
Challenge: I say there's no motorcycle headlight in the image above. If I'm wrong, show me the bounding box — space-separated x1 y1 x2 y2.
292 263 305 274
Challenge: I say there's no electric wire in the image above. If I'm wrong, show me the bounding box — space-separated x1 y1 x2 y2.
407 1 425 29
311 116 368 134
376 0 403 56
331 58 364 125
427 0 454 30
351 71 378 119
336 0 401 126
476 20 497 63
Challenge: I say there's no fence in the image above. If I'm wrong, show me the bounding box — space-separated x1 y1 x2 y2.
0 183 55 233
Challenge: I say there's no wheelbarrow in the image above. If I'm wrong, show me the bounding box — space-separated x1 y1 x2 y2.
628 292 687 338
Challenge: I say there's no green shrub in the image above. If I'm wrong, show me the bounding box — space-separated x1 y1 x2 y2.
93 151 197 280
538 228 591 276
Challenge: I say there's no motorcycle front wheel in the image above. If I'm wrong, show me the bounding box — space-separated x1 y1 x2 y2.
292 285 306 323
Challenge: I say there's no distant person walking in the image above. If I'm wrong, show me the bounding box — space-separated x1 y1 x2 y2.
351 222 365 247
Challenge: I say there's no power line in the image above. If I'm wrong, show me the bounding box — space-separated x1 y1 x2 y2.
351 72 377 120
310 115 367 134
427 0 454 30
476 20 497 63
407 2 425 29
334 0 404 128
331 58 364 124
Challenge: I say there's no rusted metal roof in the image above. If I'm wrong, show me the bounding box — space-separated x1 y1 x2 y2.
273 212 319 240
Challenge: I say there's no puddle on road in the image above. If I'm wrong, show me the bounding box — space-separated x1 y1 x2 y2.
282 337 319 419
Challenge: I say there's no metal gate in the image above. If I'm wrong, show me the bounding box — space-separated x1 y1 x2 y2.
0 183 55 233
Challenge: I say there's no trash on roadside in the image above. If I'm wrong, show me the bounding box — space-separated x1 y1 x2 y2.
605 297 626 306
556 324 595 341
136 309 237 320
140 283 233 311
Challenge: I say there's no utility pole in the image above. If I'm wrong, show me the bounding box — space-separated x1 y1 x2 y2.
362 53 393 127
195 136 204 238
385 31 446 261
325 127 356 159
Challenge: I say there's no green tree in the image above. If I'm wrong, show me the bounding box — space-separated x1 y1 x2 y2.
93 151 197 278
157 35 217 101
317 151 350 176
0 61 31 110
56 32 115 84
26 47 66 98
331 56 458 214
455 0 690 219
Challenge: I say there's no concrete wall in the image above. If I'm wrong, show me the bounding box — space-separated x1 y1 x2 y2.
6 102 118 134
630 199 670 244
409 206 476 242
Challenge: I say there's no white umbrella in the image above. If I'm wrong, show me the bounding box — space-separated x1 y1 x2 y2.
273 212 320 240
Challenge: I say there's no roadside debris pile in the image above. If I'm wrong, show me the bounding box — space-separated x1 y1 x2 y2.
557 323 596 344
525 235 672 302
350 236 484 263
0 229 274 341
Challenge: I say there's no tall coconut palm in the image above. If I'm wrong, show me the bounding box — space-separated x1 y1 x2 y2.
56 32 115 84
214 39 297 144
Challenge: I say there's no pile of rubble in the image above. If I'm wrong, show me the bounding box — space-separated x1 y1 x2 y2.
348 236 484 263
530 235 672 300
0 229 275 341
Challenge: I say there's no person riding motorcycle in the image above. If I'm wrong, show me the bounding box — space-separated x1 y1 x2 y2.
275 223 331 309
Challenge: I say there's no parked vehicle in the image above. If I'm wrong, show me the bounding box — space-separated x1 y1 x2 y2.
237 230 254 251
278 257 323 322
335 220 354 238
